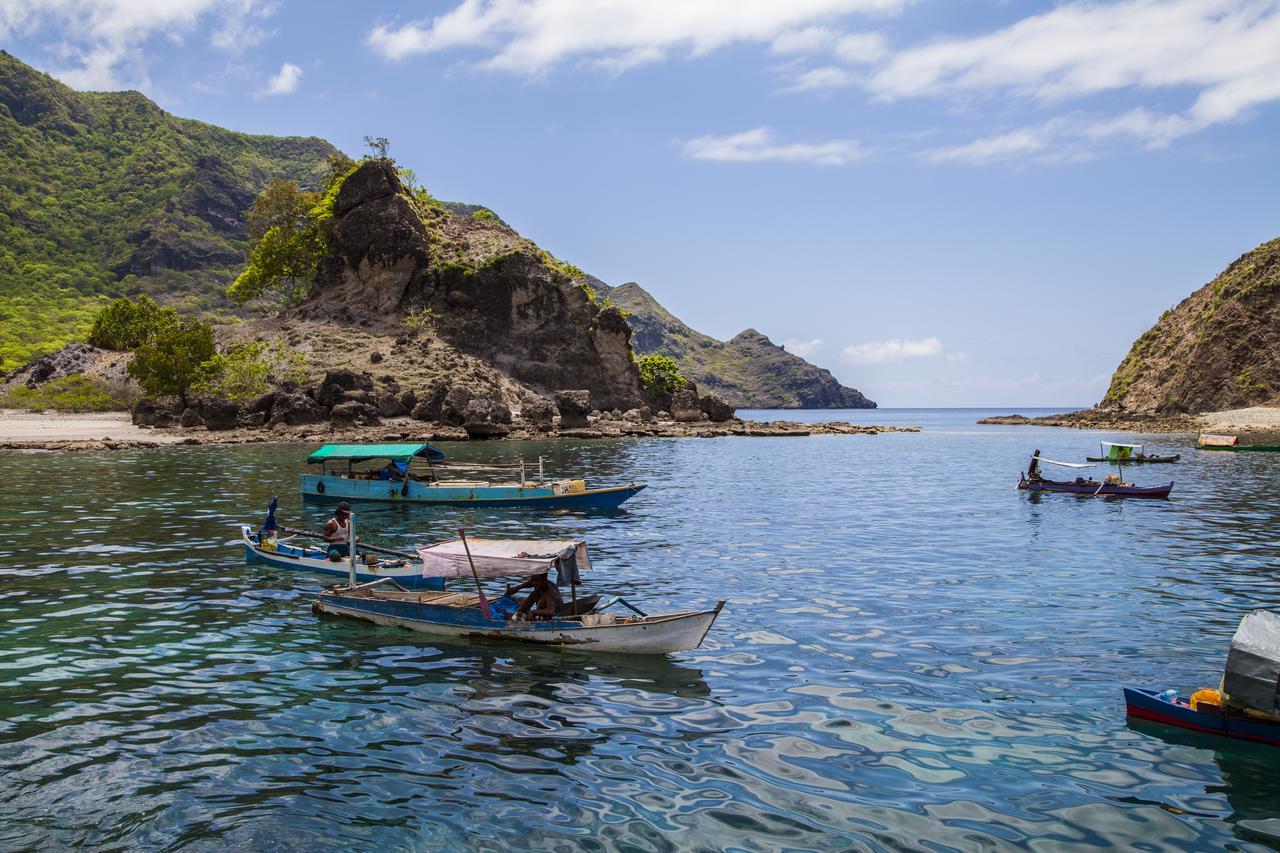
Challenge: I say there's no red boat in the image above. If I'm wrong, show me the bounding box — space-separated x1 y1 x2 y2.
1016 450 1173 498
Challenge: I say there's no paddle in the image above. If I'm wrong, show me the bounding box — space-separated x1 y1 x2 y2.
458 528 493 620
279 525 417 560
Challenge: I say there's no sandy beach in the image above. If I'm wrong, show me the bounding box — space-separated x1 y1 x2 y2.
0 409 182 445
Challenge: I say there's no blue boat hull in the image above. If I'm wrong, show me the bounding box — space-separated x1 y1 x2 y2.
241 529 444 590
1124 686 1280 747
300 475 646 509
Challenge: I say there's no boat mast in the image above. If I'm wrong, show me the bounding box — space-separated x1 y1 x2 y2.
348 512 357 587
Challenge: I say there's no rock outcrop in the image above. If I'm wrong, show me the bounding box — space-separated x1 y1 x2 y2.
294 159 645 411
1101 236 1280 414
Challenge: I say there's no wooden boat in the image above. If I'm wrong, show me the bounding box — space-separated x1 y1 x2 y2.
312 530 725 655
1123 687 1280 747
300 443 646 509
240 525 444 590
1016 450 1173 498
1085 441 1180 463
1198 434 1280 452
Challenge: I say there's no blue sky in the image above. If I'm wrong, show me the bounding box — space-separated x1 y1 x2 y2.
3 0 1278 406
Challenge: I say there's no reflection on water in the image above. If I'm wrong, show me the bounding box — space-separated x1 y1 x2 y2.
1 414 1279 849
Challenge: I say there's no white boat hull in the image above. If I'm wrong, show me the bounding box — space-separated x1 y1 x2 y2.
313 593 724 654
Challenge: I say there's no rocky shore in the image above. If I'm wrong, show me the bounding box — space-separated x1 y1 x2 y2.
976 410 1200 432
0 412 916 453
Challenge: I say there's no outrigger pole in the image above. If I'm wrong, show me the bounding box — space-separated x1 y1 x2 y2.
348 512 357 587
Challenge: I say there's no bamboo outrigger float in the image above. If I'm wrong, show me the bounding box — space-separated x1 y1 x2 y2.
311 518 724 655
300 443 646 509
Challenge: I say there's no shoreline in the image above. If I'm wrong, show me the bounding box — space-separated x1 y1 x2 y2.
976 405 1280 438
0 409 919 452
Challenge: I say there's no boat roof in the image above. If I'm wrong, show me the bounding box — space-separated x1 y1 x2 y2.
418 539 591 580
307 443 445 464
1032 455 1095 469
1101 441 1142 450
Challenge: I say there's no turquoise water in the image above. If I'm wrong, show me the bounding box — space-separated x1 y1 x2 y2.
3 408 1280 850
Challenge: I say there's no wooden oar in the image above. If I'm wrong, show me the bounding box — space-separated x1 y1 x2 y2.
279 525 417 560
458 528 493 620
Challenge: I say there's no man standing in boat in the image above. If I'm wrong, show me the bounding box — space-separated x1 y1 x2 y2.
322 502 356 559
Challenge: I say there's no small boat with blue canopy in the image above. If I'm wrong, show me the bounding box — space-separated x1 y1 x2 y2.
1086 441 1180 463
312 523 724 655
300 443 646 509
1126 610 1280 748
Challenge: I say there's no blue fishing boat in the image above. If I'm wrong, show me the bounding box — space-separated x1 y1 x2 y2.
1125 610 1280 748
1123 687 1280 748
300 443 646 508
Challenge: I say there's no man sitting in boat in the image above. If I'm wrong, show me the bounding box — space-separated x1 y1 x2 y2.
322 502 356 559
512 573 564 622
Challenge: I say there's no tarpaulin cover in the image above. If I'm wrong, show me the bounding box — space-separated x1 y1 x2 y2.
420 539 591 581
307 443 445 463
1223 610 1280 715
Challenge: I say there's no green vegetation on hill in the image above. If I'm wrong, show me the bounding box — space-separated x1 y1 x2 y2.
1102 235 1280 414
596 279 875 409
0 50 333 370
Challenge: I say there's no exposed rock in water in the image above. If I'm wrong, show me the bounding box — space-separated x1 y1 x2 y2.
699 392 735 423
1101 236 1280 414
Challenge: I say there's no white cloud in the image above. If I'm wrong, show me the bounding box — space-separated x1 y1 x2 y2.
0 0 277 90
869 0 1280 153
682 126 866 165
841 336 945 364
786 65 857 92
366 0 910 72
832 31 886 64
260 61 302 96
783 338 825 359
924 127 1049 164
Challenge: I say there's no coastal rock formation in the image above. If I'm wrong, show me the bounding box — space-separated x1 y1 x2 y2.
555 390 592 428
1101 236 1280 414
9 343 100 388
596 279 875 409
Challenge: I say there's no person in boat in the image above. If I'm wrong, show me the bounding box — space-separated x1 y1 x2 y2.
376 462 406 482
322 502 356 558
513 572 564 622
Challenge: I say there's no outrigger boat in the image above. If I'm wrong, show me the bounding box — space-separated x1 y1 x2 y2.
312 520 724 655
239 498 444 589
300 443 646 509
1016 450 1173 498
1086 441 1180 464
1198 434 1280 452
1125 610 1280 748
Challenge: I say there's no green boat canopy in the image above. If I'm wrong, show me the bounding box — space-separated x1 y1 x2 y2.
307 443 445 464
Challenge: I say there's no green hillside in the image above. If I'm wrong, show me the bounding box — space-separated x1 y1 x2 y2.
0 50 333 370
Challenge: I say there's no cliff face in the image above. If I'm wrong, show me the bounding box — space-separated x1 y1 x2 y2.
296 161 645 410
598 280 875 409
1102 236 1280 414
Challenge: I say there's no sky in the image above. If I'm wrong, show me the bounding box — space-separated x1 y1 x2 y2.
2 0 1278 407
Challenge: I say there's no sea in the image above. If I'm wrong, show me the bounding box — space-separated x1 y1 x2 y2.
2 407 1279 850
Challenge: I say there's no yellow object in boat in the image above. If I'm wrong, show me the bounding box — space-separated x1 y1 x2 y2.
1190 688 1221 710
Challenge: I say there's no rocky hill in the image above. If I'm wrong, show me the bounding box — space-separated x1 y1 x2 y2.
0 50 333 369
1101 235 1280 414
596 280 875 408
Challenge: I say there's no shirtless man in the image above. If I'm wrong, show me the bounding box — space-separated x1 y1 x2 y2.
513 573 564 621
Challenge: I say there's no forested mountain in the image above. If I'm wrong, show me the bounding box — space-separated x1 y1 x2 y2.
595 280 875 408
0 50 332 369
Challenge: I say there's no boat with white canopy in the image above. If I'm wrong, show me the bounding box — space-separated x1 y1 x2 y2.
312 522 724 655
1085 441 1180 464
1016 449 1173 498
